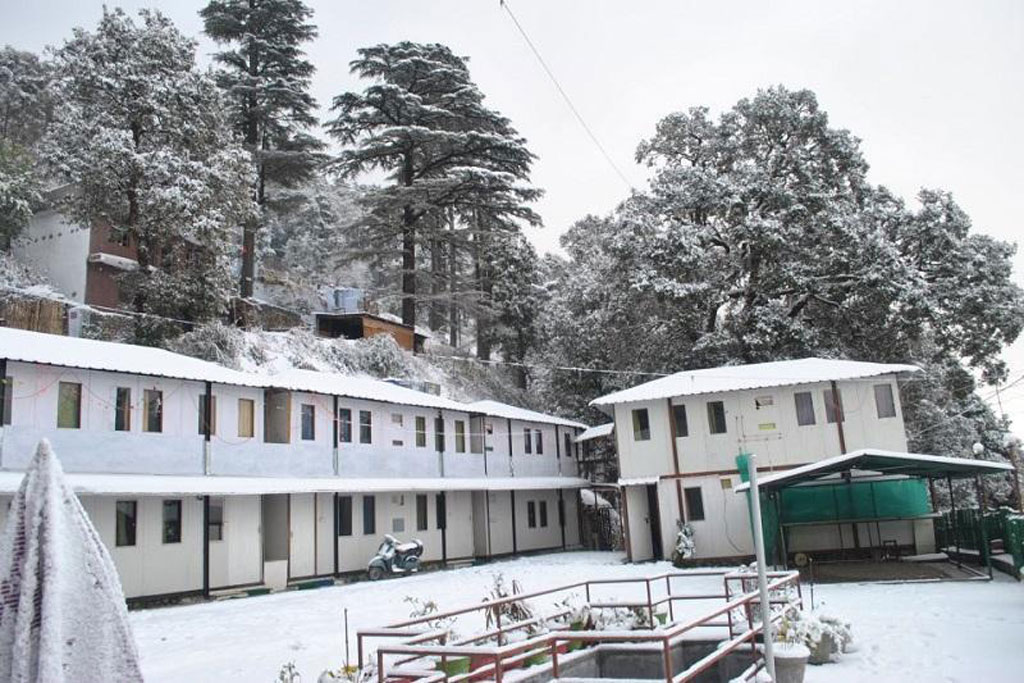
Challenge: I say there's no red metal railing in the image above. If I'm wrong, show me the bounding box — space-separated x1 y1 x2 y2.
357 569 802 682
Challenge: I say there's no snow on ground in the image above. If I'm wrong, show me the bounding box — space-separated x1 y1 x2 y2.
129 551 1024 682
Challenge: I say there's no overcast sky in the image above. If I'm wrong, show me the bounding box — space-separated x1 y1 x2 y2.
5 0 1024 427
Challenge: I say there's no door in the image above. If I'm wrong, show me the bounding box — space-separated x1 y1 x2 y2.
289 493 316 579
646 484 663 560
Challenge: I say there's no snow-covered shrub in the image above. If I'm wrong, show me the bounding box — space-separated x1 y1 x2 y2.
349 334 408 378
554 594 593 630
671 520 695 566
166 321 245 369
592 605 662 631
404 595 458 644
483 573 540 643
277 661 301 682
777 610 852 664
317 663 375 682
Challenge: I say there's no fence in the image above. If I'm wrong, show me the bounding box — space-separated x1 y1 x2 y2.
934 506 1024 575
358 569 802 682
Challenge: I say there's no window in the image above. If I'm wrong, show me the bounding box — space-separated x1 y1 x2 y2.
198 394 217 435
263 388 290 443
564 432 572 458
163 499 182 544
116 500 137 547
339 408 352 443
301 404 315 440
755 396 774 409
539 500 549 527
415 416 427 447
416 494 428 531
359 410 372 444
1 374 11 425
455 420 466 453
144 389 163 433
535 429 543 454
706 401 727 435
632 408 651 441
874 384 897 419
435 493 446 530
794 392 816 426
684 487 705 522
435 417 445 452
208 498 224 542
338 496 353 536
238 398 255 438
672 404 688 437
57 381 81 429
524 427 532 453
824 388 844 423
470 416 485 453
527 500 537 528
115 387 131 432
720 477 733 490
362 495 376 535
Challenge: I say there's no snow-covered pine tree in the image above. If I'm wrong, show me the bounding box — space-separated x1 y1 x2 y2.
42 9 255 342
325 42 541 332
200 0 325 299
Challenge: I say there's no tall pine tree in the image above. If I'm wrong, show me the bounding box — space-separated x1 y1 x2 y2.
200 0 324 298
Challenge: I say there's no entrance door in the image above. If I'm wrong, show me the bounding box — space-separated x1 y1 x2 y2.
646 484 663 560
289 493 316 579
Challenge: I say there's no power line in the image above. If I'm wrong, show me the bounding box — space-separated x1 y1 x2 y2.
498 1 634 191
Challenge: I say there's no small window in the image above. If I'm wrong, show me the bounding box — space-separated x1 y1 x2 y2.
359 410 372 444
524 427 532 454
672 404 688 437
1 374 11 425
684 487 705 522
824 388 844 423
238 398 255 438
163 499 182 544
362 495 376 535
794 392 816 426
435 493 446 530
874 384 897 419
535 429 543 454
563 432 571 458
339 408 352 443
435 417 446 452
416 494 428 531
116 500 137 547
115 387 131 432
455 420 466 453
338 496 353 536
527 500 537 528
57 381 82 429
415 416 427 447
301 404 315 440
208 498 224 542
707 401 727 435
198 394 217 435
720 477 733 490
539 500 549 528
144 389 163 433
632 408 651 441
392 517 405 533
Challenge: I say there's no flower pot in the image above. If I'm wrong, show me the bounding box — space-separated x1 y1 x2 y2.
773 643 810 683
436 656 470 676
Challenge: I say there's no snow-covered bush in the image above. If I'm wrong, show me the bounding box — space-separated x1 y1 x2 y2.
404 595 458 644
671 520 695 566
777 610 853 664
591 605 663 631
483 573 540 643
166 321 246 369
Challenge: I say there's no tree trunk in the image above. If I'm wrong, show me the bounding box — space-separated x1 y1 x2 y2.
240 21 261 300
448 210 459 347
474 211 492 361
429 230 445 331
401 154 417 328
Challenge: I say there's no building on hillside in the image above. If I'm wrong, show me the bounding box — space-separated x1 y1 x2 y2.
314 311 428 353
590 358 939 563
0 327 588 602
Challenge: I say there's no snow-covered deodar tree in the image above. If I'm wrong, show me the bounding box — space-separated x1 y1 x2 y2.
325 42 541 336
201 0 326 299
42 9 255 343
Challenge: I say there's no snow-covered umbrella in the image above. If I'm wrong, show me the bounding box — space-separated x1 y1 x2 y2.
0 440 143 682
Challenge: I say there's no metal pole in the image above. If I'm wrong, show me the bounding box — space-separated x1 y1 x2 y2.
948 476 961 569
748 454 777 682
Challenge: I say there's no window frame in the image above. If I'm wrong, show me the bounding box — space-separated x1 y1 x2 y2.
794 391 816 426
824 388 844 424
208 498 224 542
706 401 727 435
455 420 466 453
435 416 446 453
238 398 255 438
162 499 182 544
362 495 376 535
535 429 543 455
416 494 428 531
198 394 217 436
359 410 372 444
338 495 353 536
301 403 316 441
435 493 446 530
114 386 131 432
338 408 352 443
115 500 137 547
57 381 82 429
524 426 532 454
672 404 689 437
143 388 163 433
539 500 549 528
632 408 651 441
874 383 897 419
684 486 705 522
527 500 537 528
415 416 427 447
0 374 11 426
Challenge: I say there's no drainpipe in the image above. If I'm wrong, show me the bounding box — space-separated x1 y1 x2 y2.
333 493 339 576
332 395 339 476
203 381 213 474
437 410 445 477
506 418 514 477
510 490 518 554
830 380 847 454
0 358 7 468
558 489 566 549
666 398 686 523
202 495 210 598
555 424 561 476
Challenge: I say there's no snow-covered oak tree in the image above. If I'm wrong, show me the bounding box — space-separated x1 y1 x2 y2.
200 0 325 298
325 42 541 331
42 9 255 342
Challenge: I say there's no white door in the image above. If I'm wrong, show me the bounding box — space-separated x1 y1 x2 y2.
289 493 316 578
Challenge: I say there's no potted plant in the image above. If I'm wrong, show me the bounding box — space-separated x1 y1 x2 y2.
772 640 811 683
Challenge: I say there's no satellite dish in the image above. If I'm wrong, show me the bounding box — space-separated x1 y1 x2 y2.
794 552 809 567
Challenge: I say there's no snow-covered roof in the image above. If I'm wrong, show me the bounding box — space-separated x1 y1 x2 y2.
87 252 139 271
733 448 1015 493
0 326 255 387
591 358 920 407
0 471 591 496
267 368 466 412
464 399 588 429
576 423 614 442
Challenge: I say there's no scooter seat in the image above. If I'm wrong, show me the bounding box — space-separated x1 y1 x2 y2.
395 542 420 552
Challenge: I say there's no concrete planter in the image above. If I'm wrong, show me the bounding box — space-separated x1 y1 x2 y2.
808 631 836 664
774 643 810 683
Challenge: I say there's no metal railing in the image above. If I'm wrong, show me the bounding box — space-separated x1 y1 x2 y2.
357 569 802 682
